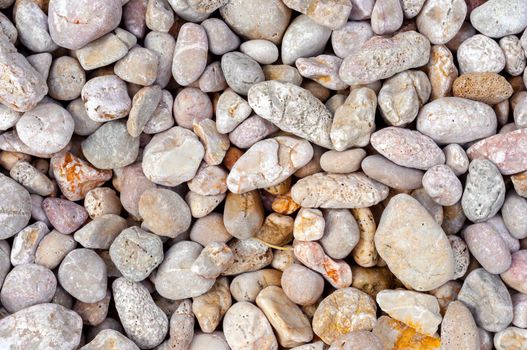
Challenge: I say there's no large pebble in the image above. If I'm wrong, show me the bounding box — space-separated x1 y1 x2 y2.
416 0 467 44
0 303 82 350
48 0 122 50
501 250 527 293
81 75 132 122
457 34 506 73
10 160 54 196
189 212 231 244
223 301 278 350
281 15 332 65
230 269 282 302
172 23 208 86
470 0 527 38
331 21 373 59
142 127 204 186
291 172 389 208
173 87 212 129
113 277 168 348
281 264 324 306
417 97 497 144
453 72 513 105
35 230 77 269
42 197 88 234
155 241 215 300
464 223 511 274
201 18 240 56
248 81 333 148
375 194 455 291
361 155 424 191
422 164 463 206
500 35 526 76
458 268 513 332
114 47 158 86
58 248 107 303
81 329 139 350
502 191 527 239
312 288 377 344
462 159 506 222
221 52 264 95
74 214 127 249
191 242 233 279
223 191 264 240
222 238 272 275
370 127 445 170
441 301 480 350
339 31 430 85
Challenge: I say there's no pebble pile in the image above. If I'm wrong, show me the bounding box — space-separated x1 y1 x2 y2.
0 0 527 349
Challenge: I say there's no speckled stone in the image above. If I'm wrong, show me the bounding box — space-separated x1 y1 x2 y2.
192 277 232 333
81 75 131 123
283 0 351 30
10 161 54 197
501 250 527 293
42 197 88 234
80 329 139 350
426 45 458 100
457 34 506 74
127 85 162 137
221 52 264 95
441 301 480 350
10 221 49 266
35 230 77 269
470 0 527 38
222 238 272 275
453 73 513 105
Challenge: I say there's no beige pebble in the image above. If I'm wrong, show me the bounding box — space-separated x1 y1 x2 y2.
81 75 132 122
281 264 324 306
371 0 403 35
320 149 366 174
222 238 272 276
223 191 264 240
189 212 231 245
230 269 282 302
293 208 325 241
255 213 294 247
361 155 424 191
192 277 231 333
172 23 208 86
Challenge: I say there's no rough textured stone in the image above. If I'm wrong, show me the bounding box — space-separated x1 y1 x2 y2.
10 161 54 196
81 329 139 350
281 264 324 306
81 75 131 122
416 0 467 44
441 301 480 350
457 34 506 74
296 55 347 90
192 277 231 333
373 316 441 350
10 221 49 266
222 238 272 275
453 73 513 105
426 45 458 100
470 0 527 38
222 52 264 95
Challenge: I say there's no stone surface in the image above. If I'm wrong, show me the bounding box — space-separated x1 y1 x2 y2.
501 250 527 293
502 191 527 239
192 277 231 333
494 327 527 350
416 0 467 44
281 264 324 306
457 34 506 74
10 221 49 265
172 23 208 86
453 73 513 105
223 191 264 240
222 52 265 95
441 301 480 350
361 155 424 191
81 75 131 123
222 238 272 275
81 329 139 350
127 85 162 137
43 197 88 234
371 0 403 35
470 0 527 38
191 242 233 279
35 230 77 269
422 164 463 206
373 316 441 350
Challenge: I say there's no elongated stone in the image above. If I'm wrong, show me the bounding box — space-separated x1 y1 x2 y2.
441 301 480 350
172 23 208 86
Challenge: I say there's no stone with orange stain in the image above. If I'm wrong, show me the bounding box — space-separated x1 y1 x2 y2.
272 191 301 215
262 65 303 86
494 327 527 350
293 208 325 241
81 329 139 350
512 171 527 198
51 152 112 201
255 213 294 247
296 55 347 90
373 316 441 350
223 146 243 170
10 221 49 266
283 0 351 30
265 177 291 196
312 287 377 344
453 72 513 105
425 45 458 100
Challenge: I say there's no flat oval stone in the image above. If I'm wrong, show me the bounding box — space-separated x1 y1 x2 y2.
339 31 430 85
42 197 88 234
312 288 377 344
35 230 77 269
462 159 506 222
320 149 366 174
81 329 139 350
189 212 231 245
58 248 107 303
155 241 215 300
375 194 455 291
48 0 122 50
0 303 82 350
223 190 264 240
467 128 527 175
281 15 332 65
73 214 127 249
281 264 323 306
81 75 132 122
453 73 513 105
173 87 212 129
223 301 278 350
292 172 389 208
221 52 264 95
370 127 445 170
74 32 130 71
361 155 424 191
172 23 208 86
441 301 480 350
464 223 511 274
416 0 467 44
470 0 527 38
142 126 204 186
0 173 31 239
458 268 513 332
113 277 168 348
501 250 527 293
240 40 278 65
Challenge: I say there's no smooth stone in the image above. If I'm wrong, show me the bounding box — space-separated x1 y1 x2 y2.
173 87 212 129
143 90 174 134
127 85 162 137
320 209 360 259
10 160 54 197
0 104 21 131
230 269 282 302
201 18 240 56
501 250 527 293
42 197 88 234
291 172 389 208
67 99 101 136
457 34 506 74
34 230 77 269
155 241 215 300
80 329 139 350
320 149 366 174
331 21 374 59
189 332 230 350
0 303 82 350
371 0 403 35
426 45 458 100
263 65 303 85
192 278 232 332
193 119 230 166
187 164 227 196
375 194 455 291
118 163 155 218
223 191 264 240
191 242 233 279
458 268 513 332
113 277 168 348
486 215 520 252
189 213 232 245
373 316 441 350
499 35 526 76
412 188 444 225
58 248 107 303
283 0 351 30
186 191 226 219
296 55 347 90
221 52 264 95
240 40 278 65
361 155 424 191
114 47 158 86
146 0 174 32
281 15 332 65
350 266 394 299
443 144 469 176
470 0 527 38
144 32 175 88
416 0 467 44
329 332 383 350
502 192 527 239
441 301 480 350
215 89 252 134
74 214 126 249
167 0 209 21
81 75 131 122
494 327 527 350
462 159 506 223
512 293 527 328
74 32 130 71
199 61 228 92
47 56 85 101
281 264 324 306
172 23 208 86
422 164 463 206
228 115 278 149
73 289 111 326
123 0 147 38
10 221 49 265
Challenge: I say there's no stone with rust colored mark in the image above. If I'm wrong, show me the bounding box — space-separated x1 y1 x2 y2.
84 188 122 219
192 277 232 333
458 268 513 332
512 171 527 198
370 127 445 170
263 65 303 86
501 250 527 293
223 191 264 240
371 0 403 35
256 286 313 347
312 287 377 344
282 0 351 30
188 164 227 196
215 89 252 134
193 119 229 166
457 34 506 74
339 31 430 85
272 191 301 214
223 301 278 350
10 221 49 266
42 197 88 234
376 289 442 336
51 152 112 201
453 73 513 105
350 207 378 268
426 45 458 100
375 194 455 291
416 0 466 44
281 264 324 306
255 213 293 247
227 136 313 194
80 329 139 350
74 214 127 250
248 81 333 149
73 289 110 326
296 55 347 90
35 230 77 269
291 172 389 208
229 115 279 149
127 85 162 137
174 87 213 130
191 242 233 279
265 178 292 196
139 188 191 238
293 241 352 288
230 269 282 302
81 75 131 122
373 316 441 350
494 327 527 350
10 161 54 196
441 301 480 350
222 238 272 276
172 23 208 86
293 208 325 241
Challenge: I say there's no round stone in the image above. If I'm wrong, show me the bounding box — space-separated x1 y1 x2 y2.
47 56 86 101
281 264 324 306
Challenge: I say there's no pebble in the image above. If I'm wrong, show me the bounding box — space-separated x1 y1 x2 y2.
373 316 441 349
361 155 424 191
215 89 252 134
281 264 324 306
320 149 365 174
470 0 527 38
502 191 527 239
139 188 191 238
188 332 230 350
74 289 111 326
263 65 303 85
417 97 497 144
192 277 231 332
199 62 228 92
172 23 208 86
127 85 162 137
74 214 126 249
193 119 230 165
74 32 130 71
339 31 430 85
494 327 527 350
221 52 264 95
453 73 513 105
512 171 527 198
222 238 272 275
229 115 279 149
296 55 347 90
223 301 278 350
0 303 82 350
370 127 445 170
330 87 377 150
293 208 325 241
467 128 527 175
142 126 204 186
48 0 122 50
168 0 208 21
0 104 21 131
113 277 168 348
10 160 55 196
81 75 132 122
81 329 139 350
187 164 227 196
219 0 291 44
255 213 293 246
115 47 159 86
441 301 480 350
240 40 278 65
186 192 226 220
457 34 506 74
146 0 174 32
416 0 467 44
501 250 527 293
189 212 231 245
422 164 463 206
227 136 313 193
35 230 77 269
42 197 88 234
448 235 470 278
10 221 49 265
375 194 455 291
349 0 375 19
412 188 444 225
144 32 175 88
500 35 527 76
67 99 102 136
155 241 215 300
0 263 56 313
143 90 174 134
312 288 377 344
465 222 511 274
191 242 233 279
443 144 469 176
47 57 86 101
57 249 106 304
331 21 374 59
320 209 360 259
173 87 212 129
376 289 442 336
109 226 163 281
292 172 388 208
230 269 282 302
284 0 351 30
256 286 313 347
16 103 74 154
118 163 155 218
462 159 506 222
513 293 527 328
123 0 147 38
458 268 513 332
426 45 458 100
378 70 431 127
201 18 240 56
223 191 264 240
371 0 403 35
